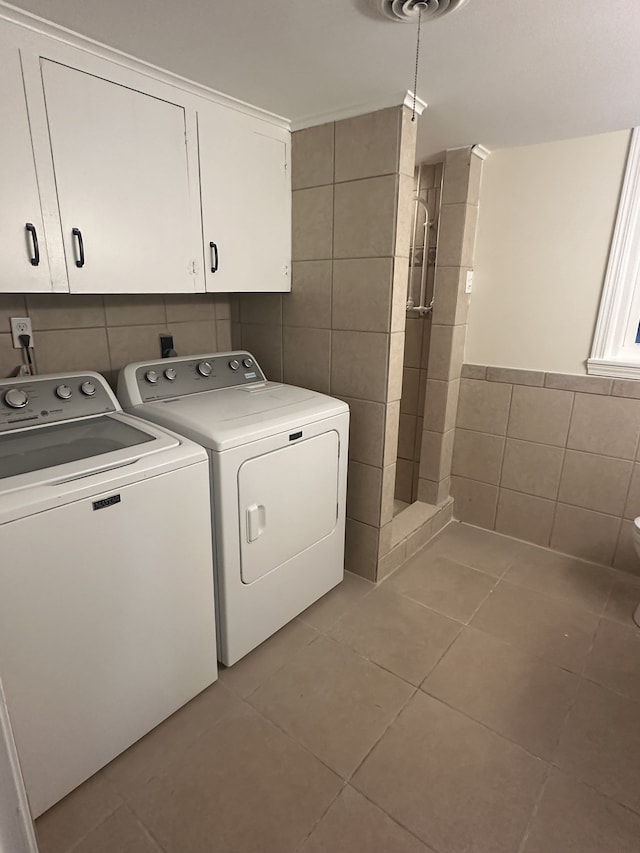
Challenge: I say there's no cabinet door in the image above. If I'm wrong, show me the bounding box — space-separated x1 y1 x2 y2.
41 60 198 294
0 46 52 292
199 107 291 292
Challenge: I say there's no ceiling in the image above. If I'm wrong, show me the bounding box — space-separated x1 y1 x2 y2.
8 0 640 161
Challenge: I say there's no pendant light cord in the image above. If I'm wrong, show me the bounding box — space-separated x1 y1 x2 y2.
411 5 423 122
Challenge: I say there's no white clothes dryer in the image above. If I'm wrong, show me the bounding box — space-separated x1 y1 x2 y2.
118 352 349 666
0 372 217 816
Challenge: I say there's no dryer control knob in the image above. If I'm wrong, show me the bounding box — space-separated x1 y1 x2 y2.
4 388 29 409
80 381 96 396
242 357 253 368
229 359 240 371
55 384 73 400
145 370 159 384
197 361 213 377
164 368 177 381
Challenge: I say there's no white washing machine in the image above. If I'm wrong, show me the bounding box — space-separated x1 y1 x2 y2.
118 351 349 666
0 371 217 817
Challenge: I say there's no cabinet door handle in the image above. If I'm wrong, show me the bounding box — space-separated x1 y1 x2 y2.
25 223 40 266
72 228 85 268
209 241 219 273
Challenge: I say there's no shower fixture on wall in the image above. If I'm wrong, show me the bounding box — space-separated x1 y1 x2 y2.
407 164 434 317
370 0 471 23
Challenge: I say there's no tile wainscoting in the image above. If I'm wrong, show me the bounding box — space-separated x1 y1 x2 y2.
0 292 232 386
451 364 640 576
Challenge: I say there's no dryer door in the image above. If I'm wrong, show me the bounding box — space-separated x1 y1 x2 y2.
238 431 340 583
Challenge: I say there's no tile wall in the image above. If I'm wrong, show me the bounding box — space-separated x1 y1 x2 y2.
395 163 442 505
0 292 231 387
452 364 640 576
416 147 484 506
232 106 417 580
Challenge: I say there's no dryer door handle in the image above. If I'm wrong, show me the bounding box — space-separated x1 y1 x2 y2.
246 503 266 542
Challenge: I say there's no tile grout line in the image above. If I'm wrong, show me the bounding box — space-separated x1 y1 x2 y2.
546 616 592 772
121 802 169 853
347 784 442 853
290 780 348 853
417 687 554 767
515 763 553 853
51 773 131 853
612 453 637 567
548 390 574 548
312 579 587 767
305 613 428 691
459 572 501 625
580 664 640 708
243 681 357 783
550 765 640 822
442 520 627 585
62 807 123 853
116 678 348 849
345 684 419 787
234 628 324 703
495 381 514 528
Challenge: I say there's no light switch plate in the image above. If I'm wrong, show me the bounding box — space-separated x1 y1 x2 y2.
465 271 474 294
10 317 33 349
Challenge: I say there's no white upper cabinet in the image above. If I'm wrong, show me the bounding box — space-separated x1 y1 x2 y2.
40 60 200 294
0 10 291 295
0 43 53 292
198 108 291 292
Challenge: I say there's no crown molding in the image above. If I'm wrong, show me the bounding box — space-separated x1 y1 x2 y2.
471 143 491 160
291 91 428 131
0 1 290 128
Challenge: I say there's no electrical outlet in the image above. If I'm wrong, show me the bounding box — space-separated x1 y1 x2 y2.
465 271 474 294
10 317 34 349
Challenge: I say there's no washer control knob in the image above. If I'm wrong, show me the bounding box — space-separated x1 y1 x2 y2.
145 370 159 384
229 359 240 371
164 368 177 381
197 361 213 377
4 388 29 409
80 381 96 396
55 384 73 400
242 357 253 368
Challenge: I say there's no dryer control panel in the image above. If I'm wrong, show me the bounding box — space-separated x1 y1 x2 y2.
0 373 116 433
131 352 266 403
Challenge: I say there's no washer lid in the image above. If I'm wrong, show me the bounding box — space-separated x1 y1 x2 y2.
130 382 349 450
0 415 158 480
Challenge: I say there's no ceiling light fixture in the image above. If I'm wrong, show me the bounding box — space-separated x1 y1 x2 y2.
372 0 471 23
369 1 472 120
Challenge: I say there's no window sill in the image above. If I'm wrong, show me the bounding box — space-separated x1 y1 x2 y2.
587 357 640 380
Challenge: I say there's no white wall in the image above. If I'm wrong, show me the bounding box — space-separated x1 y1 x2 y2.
465 130 631 374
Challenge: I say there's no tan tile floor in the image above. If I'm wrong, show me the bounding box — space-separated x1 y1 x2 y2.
35 522 640 853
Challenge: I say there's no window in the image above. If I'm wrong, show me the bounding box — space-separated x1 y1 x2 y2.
588 128 640 379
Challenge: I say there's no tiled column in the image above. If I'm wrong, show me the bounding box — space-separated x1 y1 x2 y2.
234 105 417 580
417 147 484 505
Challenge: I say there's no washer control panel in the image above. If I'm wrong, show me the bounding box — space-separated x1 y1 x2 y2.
0 374 116 433
134 352 265 402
